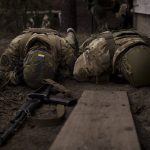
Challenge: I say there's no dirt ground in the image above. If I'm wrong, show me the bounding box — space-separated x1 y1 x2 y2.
0 33 150 150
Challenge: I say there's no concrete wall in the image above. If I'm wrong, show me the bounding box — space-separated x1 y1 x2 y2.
133 0 150 37
133 0 150 14
133 13 150 37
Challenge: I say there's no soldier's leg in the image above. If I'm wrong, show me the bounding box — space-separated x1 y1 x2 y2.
65 28 79 57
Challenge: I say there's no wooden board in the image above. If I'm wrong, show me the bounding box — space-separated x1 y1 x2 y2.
50 91 141 150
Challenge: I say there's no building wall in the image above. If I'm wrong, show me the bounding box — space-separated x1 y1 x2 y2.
133 0 150 14
133 0 150 37
133 13 150 37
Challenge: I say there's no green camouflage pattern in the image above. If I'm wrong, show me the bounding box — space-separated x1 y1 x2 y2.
119 45 150 87
112 31 146 73
23 50 57 89
0 28 77 88
0 32 32 84
74 30 150 86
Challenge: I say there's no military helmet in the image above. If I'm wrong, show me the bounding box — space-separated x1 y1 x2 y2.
23 49 57 89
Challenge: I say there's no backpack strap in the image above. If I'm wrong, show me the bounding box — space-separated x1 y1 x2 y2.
101 31 116 61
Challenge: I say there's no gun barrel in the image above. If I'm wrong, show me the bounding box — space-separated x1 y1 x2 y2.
45 97 77 106
0 99 41 146
11 100 31 123
0 112 27 146
28 93 47 100
28 93 77 106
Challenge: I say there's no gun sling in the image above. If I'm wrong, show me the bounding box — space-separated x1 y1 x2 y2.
29 104 65 127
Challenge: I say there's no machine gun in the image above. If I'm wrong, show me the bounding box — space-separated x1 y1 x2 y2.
0 84 77 146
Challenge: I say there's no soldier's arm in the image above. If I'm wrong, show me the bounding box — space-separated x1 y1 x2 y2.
60 39 76 77
0 33 28 85
56 29 78 78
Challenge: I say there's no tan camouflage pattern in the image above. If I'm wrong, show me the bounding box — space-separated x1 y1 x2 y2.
74 36 110 82
0 28 77 88
74 30 150 86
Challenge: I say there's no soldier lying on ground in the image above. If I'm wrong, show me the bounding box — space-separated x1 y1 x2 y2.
74 30 150 87
0 28 78 89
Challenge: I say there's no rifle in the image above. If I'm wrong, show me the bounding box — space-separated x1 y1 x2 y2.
0 84 77 146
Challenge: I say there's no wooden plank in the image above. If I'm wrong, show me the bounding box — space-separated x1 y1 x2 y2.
50 91 141 150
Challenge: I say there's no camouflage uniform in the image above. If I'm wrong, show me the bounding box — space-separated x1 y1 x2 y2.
73 30 150 87
0 28 78 89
